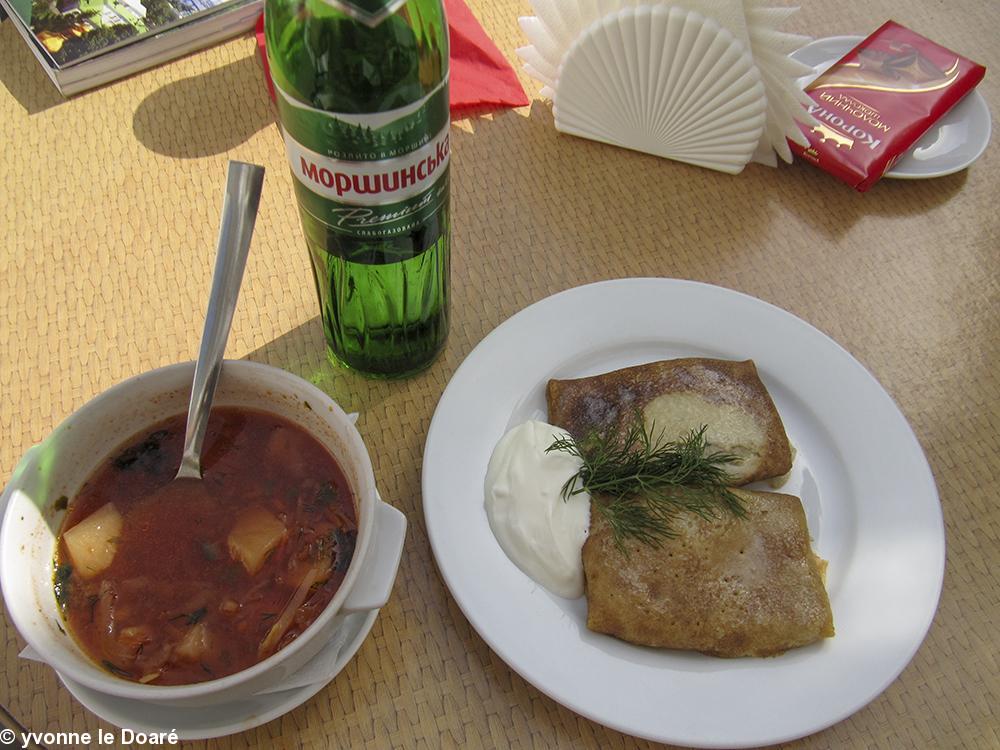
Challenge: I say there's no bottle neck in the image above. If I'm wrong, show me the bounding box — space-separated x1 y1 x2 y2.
318 0 409 27
264 0 448 114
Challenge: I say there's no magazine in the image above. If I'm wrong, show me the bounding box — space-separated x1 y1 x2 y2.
0 0 261 94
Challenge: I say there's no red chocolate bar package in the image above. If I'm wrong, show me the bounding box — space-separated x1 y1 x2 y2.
792 21 986 191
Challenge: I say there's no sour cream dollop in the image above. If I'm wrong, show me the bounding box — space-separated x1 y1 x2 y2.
484 420 591 598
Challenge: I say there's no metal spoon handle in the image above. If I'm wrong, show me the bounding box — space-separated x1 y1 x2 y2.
177 161 265 479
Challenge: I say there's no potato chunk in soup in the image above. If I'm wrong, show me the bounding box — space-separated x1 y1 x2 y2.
62 503 123 578
228 507 287 575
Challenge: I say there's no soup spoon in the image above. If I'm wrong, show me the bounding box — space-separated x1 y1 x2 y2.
176 161 265 480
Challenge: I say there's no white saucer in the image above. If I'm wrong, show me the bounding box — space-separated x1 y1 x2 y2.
792 35 991 179
58 608 379 741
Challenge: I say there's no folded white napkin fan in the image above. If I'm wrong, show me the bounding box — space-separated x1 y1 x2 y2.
517 0 819 173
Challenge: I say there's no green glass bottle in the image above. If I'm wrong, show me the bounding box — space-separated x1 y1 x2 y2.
265 0 450 377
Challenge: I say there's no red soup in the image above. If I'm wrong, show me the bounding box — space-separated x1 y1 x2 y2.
54 406 357 685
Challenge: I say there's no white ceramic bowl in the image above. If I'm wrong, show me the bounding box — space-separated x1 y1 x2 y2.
0 360 406 707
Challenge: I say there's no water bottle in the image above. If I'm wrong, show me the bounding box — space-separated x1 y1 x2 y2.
265 0 450 377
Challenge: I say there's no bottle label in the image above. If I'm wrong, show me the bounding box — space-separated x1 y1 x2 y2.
275 78 450 240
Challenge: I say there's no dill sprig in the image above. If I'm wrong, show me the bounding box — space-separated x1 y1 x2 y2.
546 420 745 549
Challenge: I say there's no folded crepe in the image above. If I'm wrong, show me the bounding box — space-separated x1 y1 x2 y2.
548 358 832 656
582 489 834 657
546 358 792 486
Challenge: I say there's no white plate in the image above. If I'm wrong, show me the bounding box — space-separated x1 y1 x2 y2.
792 35 991 179
422 279 944 748
58 609 379 741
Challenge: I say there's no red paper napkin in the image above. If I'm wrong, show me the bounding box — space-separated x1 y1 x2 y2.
254 0 529 115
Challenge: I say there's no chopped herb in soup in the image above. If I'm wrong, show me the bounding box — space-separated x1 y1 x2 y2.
54 407 357 685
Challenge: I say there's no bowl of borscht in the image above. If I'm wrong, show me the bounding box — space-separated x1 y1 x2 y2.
0 359 406 706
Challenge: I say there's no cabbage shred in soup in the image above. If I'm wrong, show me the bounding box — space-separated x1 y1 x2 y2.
54 406 357 685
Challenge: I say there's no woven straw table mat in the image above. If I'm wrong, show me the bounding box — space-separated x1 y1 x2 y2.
1 0 997 747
